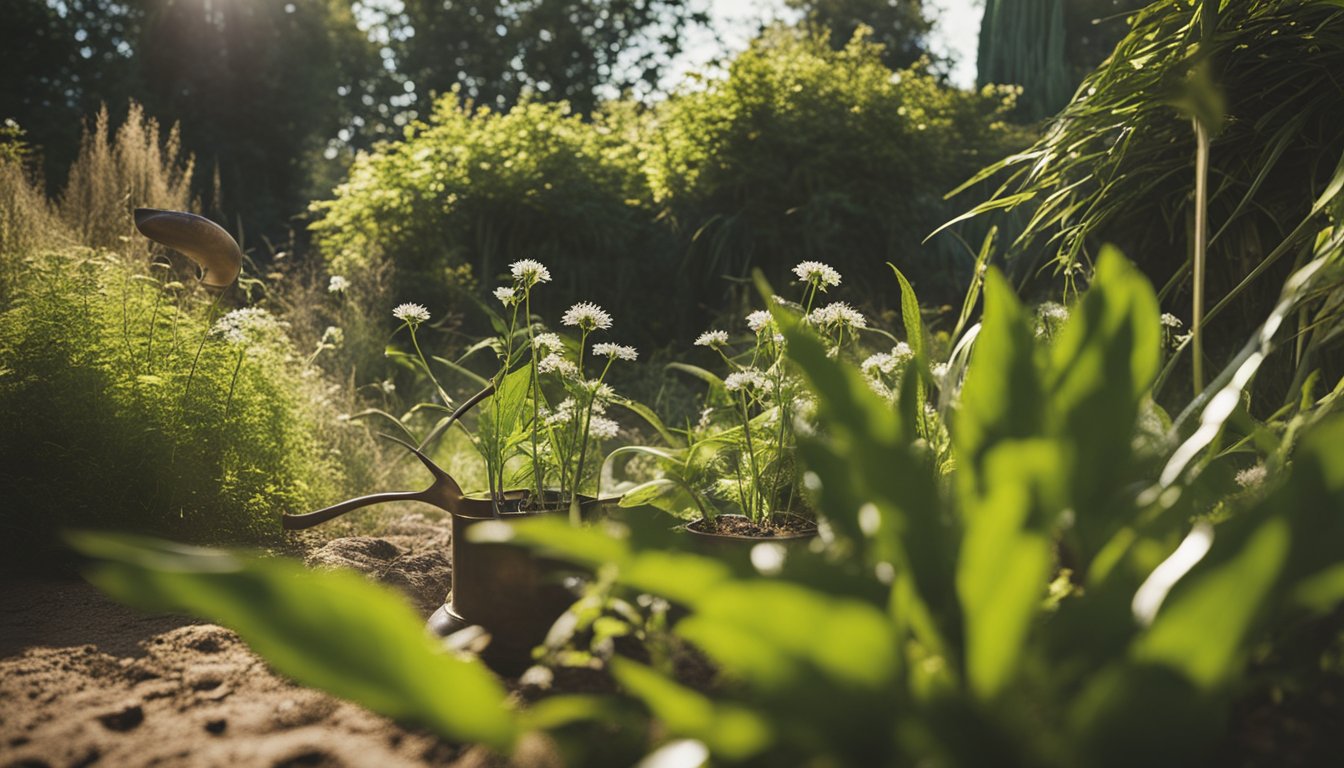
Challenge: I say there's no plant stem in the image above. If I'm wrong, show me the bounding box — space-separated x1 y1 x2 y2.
739 390 763 522
525 291 544 496
570 354 611 520
180 291 225 415
223 348 244 419
145 283 163 373
1192 117 1210 395
407 324 451 407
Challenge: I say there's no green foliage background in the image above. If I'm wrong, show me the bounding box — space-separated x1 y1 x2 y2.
311 29 1029 347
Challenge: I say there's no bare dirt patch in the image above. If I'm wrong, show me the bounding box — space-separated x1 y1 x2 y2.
0 514 523 768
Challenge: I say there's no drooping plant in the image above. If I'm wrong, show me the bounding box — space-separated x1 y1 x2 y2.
948 0 1344 402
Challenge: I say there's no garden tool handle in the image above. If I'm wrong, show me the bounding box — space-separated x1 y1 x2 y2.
281 490 431 530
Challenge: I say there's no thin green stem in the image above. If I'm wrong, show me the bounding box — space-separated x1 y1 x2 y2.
179 291 225 415
407 324 451 407
223 348 244 420
524 291 544 496
739 390 763 522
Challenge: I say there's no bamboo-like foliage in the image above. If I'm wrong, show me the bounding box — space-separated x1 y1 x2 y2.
951 0 1344 402
976 0 1071 120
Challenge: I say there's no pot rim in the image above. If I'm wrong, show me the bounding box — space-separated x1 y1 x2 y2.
685 513 818 541
452 490 614 521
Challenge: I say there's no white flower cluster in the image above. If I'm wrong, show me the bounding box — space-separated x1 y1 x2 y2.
320 326 344 346
807 301 867 330
746 310 773 333
562 301 613 331
494 286 519 306
1160 312 1183 329
695 330 729 348
533 332 564 353
1037 302 1069 324
724 368 769 393
213 307 285 346
509 259 552 287
1235 463 1267 489
793 261 842 289
542 397 620 439
327 275 349 294
861 342 914 377
592 342 638 361
538 353 578 377
392 302 431 325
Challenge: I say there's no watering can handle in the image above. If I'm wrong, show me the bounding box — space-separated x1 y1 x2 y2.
280 383 495 530
282 490 431 530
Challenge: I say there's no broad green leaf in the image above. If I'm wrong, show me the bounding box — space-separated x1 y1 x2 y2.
67 532 517 751
955 267 1045 493
610 658 772 761
1046 248 1160 555
957 440 1058 699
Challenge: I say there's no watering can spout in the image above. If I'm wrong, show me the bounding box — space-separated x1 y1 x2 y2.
133 208 243 291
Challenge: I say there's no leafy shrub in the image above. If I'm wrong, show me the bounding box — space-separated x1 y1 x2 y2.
0 249 352 565
955 0 1344 401
646 26 1026 310
309 31 1030 355
310 93 661 337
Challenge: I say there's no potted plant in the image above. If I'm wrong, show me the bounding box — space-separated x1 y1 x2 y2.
284 259 640 671
613 262 872 546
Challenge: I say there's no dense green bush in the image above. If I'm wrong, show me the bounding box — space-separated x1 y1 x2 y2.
309 29 1030 352
652 27 1026 309
0 106 381 567
0 248 350 563
310 93 661 336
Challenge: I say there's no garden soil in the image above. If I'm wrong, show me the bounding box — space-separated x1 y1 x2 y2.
0 514 559 768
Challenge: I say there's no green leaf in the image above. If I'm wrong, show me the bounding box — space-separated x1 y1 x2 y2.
66 532 518 751
956 440 1058 699
609 658 772 761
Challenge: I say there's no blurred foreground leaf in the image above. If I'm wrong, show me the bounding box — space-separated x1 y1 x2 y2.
67 532 518 752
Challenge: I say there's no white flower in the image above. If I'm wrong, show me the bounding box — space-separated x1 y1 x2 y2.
320 326 344 346
862 342 914 377
1160 313 1183 329
538 353 578 377
930 363 949 384
793 261 842 289
532 332 564 353
1236 464 1267 489
393 303 431 325
213 307 283 345
724 368 769 392
327 275 349 294
494 286 519 306
807 301 867 330
583 380 617 402
592 342 638 361
695 330 730 348
379 379 396 394
509 259 552 287
1037 302 1069 323
562 301 613 331
544 398 578 426
746 310 774 333
588 415 620 440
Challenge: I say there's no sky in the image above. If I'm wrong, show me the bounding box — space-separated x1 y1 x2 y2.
688 0 983 87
